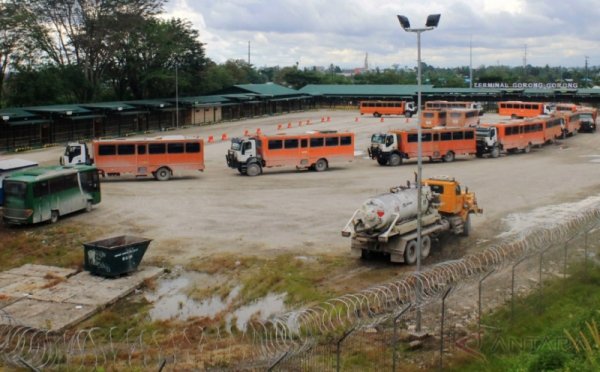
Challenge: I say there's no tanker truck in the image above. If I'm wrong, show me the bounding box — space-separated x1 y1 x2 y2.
341 176 482 264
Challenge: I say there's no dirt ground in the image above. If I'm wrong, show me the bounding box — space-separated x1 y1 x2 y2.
4 109 600 267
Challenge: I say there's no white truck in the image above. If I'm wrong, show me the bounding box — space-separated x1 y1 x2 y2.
342 177 482 264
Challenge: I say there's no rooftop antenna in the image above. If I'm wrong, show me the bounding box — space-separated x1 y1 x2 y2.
248 40 251 65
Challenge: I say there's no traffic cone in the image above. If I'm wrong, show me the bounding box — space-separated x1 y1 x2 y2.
208 135 214 143
277 124 283 130
287 122 292 128
299 121 303 127
380 117 384 123
256 128 262 134
355 117 359 122
327 116 331 122
221 133 228 141
406 117 409 123
244 129 249 136
321 117 325 122
306 120 311 125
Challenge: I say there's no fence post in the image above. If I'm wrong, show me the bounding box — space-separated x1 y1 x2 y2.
267 351 289 372
439 286 452 372
478 269 495 347
336 326 357 372
538 245 554 314
511 255 528 324
392 304 412 372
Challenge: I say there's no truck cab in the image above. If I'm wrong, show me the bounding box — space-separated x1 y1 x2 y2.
475 126 500 158
226 137 263 176
368 133 400 165
61 142 91 165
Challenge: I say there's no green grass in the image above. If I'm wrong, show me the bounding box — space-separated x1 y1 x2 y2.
448 265 600 372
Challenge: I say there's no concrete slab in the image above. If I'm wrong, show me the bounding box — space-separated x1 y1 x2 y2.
0 265 164 331
3 264 77 279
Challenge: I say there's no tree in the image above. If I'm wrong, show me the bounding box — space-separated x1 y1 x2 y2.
22 0 166 101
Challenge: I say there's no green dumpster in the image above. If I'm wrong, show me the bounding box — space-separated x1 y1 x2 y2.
83 235 152 277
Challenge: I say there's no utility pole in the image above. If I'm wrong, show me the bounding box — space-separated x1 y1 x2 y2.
585 56 589 88
523 44 527 79
469 36 473 88
248 40 251 65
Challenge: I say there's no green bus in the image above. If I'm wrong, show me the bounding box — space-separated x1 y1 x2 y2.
2 165 101 225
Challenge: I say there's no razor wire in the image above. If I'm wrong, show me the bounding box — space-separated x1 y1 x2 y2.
1 204 599 370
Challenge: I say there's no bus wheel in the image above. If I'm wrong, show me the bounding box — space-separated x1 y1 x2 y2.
373 112 381 117
246 163 262 177
155 167 171 181
421 235 432 259
315 158 328 172
491 147 500 158
50 210 59 224
443 151 455 162
523 144 531 154
389 153 402 166
85 200 93 212
404 240 418 265
377 157 388 166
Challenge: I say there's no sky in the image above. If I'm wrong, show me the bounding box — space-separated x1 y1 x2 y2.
162 0 600 70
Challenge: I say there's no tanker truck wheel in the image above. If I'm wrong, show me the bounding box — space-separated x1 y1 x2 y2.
404 240 418 265
389 153 402 166
462 215 471 236
421 235 431 259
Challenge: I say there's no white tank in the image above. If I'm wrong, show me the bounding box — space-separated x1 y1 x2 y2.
354 186 432 233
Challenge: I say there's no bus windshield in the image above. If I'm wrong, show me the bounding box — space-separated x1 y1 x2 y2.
230 139 242 151
371 134 386 144
476 127 492 138
4 181 26 198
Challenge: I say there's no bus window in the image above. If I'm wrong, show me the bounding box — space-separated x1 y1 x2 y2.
465 131 474 139
268 140 283 150
284 139 299 148
168 143 185 153
340 136 352 146
310 137 324 147
325 137 339 146
98 145 116 156
4 181 26 198
149 143 166 154
452 131 464 140
185 142 200 153
301 139 308 148
33 181 49 197
138 144 146 154
80 171 99 193
118 144 135 155
421 133 432 142
441 132 452 141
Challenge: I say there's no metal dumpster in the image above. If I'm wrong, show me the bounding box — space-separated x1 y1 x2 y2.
83 235 152 277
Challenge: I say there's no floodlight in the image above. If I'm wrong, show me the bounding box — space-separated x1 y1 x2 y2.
397 15 410 30
426 14 441 28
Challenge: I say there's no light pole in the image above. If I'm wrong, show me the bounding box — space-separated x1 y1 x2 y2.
175 61 179 129
397 13 441 333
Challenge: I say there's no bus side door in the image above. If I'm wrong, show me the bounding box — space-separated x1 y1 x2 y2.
33 180 51 223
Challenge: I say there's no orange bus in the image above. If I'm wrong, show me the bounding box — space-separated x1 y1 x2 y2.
420 109 447 128
552 111 579 137
476 119 546 156
555 103 577 113
359 100 417 118
497 101 554 118
62 136 205 181
368 127 476 165
425 100 484 115
541 116 564 142
226 131 354 176
446 109 480 128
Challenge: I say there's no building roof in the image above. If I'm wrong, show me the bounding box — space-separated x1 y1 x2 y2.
298 84 430 97
234 83 300 97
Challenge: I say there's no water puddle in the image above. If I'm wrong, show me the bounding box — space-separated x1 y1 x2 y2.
145 269 286 330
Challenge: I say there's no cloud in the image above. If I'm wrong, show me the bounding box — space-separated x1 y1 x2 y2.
162 0 600 69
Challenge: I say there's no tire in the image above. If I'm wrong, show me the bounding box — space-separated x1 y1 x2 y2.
314 158 328 172
155 167 171 181
360 249 372 260
237 166 245 174
462 215 471 237
50 210 59 224
377 157 387 166
443 151 455 162
373 112 381 118
246 162 262 177
421 235 432 259
389 153 402 166
85 200 93 212
475 151 483 158
523 144 531 154
404 240 418 265
490 147 500 158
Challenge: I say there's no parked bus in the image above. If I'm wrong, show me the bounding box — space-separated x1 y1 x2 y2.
555 103 577 113
61 136 205 181
552 111 579 137
0 159 38 206
577 107 598 132
2 165 101 225
446 109 480 128
424 100 484 115
226 131 355 176
359 100 417 118
497 101 554 118
542 116 564 142
420 109 447 128
476 119 546 157
368 127 476 165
